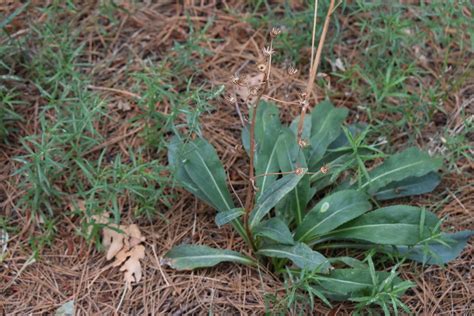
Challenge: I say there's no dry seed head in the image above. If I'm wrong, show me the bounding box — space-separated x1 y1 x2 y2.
257 63 267 73
295 168 305 176
270 26 282 38
287 66 298 76
298 139 309 148
262 46 275 57
320 165 330 174
299 98 309 107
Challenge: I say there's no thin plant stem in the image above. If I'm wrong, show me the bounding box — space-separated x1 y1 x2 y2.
243 39 274 252
309 0 319 74
297 0 336 145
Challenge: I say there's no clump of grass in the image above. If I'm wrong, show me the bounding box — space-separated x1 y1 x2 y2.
1 1 226 252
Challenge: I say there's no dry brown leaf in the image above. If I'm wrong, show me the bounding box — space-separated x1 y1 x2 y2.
78 205 147 289
120 245 145 290
103 225 126 260
125 224 146 248
112 248 130 267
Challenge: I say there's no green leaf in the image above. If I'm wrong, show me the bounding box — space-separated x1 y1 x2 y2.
388 230 473 264
276 128 310 225
249 170 306 228
215 208 244 227
317 269 400 297
168 137 213 206
308 100 348 168
169 137 249 244
253 217 294 245
324 206 441 245
358 147 442 194
295 190 372 243
289 114 312 141
328 257 368 269
242 102 281 198
373 172 441 200
257 242 330 272
181 139 235 212
163 244 255 270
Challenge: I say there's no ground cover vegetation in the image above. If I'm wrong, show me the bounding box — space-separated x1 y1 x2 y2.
0 0 472 314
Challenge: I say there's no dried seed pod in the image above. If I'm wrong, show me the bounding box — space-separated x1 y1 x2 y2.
299 98 309 107
270 26 282 38
320 165 330 174
288 66 298 76
257 63 267 73
295 168 305 176
262 46 275 57
298 139 309 148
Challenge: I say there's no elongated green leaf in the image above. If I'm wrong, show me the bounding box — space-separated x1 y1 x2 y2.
308 100 348 168
295 190 371 243
324 206 440 245
289 114 312 141
181 139 234 211
163 244 255 270
168 137 214 206
276 128 310 225
249 170 306 228
169 138 249 244
328 257 368 269
358 147 442 194
258 242 330 272
317 269 399 296
373 172 441 200
242 102 281 198
215 208 244 227
253 217 294 245
387 230 473 264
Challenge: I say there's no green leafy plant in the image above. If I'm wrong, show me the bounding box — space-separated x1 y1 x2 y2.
163 1 472 313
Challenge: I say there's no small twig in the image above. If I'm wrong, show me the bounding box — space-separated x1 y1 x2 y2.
297 0 336 145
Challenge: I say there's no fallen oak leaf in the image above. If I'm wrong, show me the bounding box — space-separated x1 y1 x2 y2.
120 244 145 290
78 206 147 289
103 225 127 260
112 248 130 267
124 224 146 248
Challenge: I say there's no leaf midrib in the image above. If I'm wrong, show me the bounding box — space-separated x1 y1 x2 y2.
328 223 418 235
190 142 231 210
360 160 427 190
298 201 369 241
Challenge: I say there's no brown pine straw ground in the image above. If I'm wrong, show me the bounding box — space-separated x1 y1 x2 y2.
1 1 473 314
